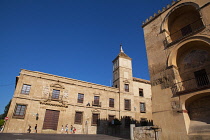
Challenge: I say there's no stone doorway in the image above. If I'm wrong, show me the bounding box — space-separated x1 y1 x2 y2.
42 109 60 131
186 95 210 134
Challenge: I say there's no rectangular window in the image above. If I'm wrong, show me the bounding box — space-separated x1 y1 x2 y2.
92 113 100 126
93 96 100 106
125 84 129 92
139 88 144 97
77 93 84 103
124 99 131 111
52 89 60 99
124 116 131 128
194 69 209 87
109 98 114 108
74 111 83 124
21 84 31 95
140 102 146 113
13 104 27 119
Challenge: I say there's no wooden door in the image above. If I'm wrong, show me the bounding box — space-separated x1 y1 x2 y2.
43 109 60 130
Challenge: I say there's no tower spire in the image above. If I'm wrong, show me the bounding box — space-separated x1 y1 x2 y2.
120 43 124 53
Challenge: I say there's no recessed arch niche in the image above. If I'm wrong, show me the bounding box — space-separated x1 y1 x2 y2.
185 92 210 133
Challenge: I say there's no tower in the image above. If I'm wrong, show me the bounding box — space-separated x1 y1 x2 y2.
112 45 133 93
142 0 210 139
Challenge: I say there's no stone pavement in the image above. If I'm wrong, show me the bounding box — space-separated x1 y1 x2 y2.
0 133 130 140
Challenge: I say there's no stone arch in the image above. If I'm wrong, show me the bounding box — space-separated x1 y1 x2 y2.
185 92 210 133
168 36 210 93
185 92 210 122
167 36 210 67
160 2 203 46
160 2 200 34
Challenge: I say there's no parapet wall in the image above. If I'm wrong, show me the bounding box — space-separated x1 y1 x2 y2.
133 126 161 140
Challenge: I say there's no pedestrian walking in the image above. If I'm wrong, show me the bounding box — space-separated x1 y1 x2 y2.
0 125 4 132
65 124 68 134
70 125 73 134
34 124 37 133
27 125 31 133
61 125 64 134
73 127 76 134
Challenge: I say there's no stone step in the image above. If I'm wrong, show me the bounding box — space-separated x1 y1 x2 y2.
188 134 210 140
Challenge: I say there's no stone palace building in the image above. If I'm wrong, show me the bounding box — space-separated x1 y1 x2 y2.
4 47 152 136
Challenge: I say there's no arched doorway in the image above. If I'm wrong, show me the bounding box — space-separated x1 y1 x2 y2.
185 93 210 134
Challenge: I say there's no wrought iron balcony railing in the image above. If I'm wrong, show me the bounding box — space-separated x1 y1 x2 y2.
164 18 205 47
47 93 63 102
92 101 101 107
171 74 210 94
77 99 84 103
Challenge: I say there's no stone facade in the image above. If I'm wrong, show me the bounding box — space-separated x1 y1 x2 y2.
4 48 152 136
133 126 158 140
142 0 210 139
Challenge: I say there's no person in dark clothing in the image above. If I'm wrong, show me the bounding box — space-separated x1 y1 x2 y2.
27 125 31 133
35 124 37 133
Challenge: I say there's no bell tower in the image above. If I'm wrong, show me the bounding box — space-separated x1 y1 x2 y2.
112 45 133 93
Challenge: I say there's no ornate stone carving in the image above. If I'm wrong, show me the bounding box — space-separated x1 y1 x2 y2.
50 83 64 89
123 80 130 83
171 101 180 109
40 101 68 108
151 68 176 89
42 85 50 97
91 109 100 112
63 90 69 99
200 25 210 36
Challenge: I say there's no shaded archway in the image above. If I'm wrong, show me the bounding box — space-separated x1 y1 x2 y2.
161 2 204 45
176 41 210 92
185 93 210 133
168 39 210 93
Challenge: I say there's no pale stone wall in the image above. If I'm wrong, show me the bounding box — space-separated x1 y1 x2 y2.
133 80 152 120
133 80 151 98
142 0 210 139
119 57 132 69
4 69 152 135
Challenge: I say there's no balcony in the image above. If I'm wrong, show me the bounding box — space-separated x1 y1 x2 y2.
44 93 64 103
92 101 101 107
172 74 210 95
164 18 205 47
77 99 84 103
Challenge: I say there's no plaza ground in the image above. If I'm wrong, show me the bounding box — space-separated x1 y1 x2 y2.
0 133 130 140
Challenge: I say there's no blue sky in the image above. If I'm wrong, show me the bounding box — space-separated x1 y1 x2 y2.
0 0 172 114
